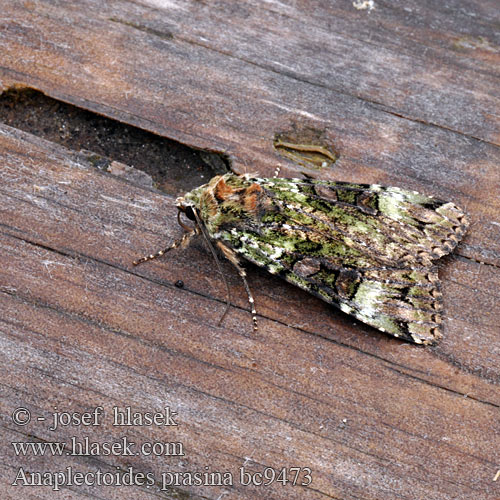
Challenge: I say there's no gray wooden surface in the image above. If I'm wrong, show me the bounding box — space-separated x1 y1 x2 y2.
0 1 499 499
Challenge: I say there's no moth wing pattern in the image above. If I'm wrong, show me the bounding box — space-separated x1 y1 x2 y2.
304 178 469 265
191 174 469 344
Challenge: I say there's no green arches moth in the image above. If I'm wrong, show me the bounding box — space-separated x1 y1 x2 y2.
134 173 469 345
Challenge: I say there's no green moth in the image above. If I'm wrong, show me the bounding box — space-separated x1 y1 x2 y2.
134 173 469 345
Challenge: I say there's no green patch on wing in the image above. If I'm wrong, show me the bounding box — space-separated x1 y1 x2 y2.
184 174 468 344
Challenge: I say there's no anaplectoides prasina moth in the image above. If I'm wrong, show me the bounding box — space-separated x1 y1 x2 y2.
134 173 468 344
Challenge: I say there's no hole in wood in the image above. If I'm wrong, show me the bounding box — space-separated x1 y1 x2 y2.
0 87 229 196
273 125 338 170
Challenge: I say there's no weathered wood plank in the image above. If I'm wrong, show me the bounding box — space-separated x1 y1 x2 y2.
111 0 500 142
1 124 499 397
1 0 499 498
1 1 498 269
1 125 498 499
2 0 499 143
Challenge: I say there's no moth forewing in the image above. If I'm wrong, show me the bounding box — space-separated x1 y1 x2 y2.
137 173 468 345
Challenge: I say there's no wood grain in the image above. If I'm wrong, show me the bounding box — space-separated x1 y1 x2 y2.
1 0 498 270
0 1 499 499
1 125 498 499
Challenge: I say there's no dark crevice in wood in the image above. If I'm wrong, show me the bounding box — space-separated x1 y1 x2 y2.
2 228 498 409
0 88 229 196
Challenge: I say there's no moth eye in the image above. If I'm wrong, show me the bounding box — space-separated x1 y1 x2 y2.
184 206 196 221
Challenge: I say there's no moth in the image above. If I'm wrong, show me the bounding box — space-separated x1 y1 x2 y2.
134 173 469 344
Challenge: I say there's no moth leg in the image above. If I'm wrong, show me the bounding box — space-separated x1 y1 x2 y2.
133 229 197 266
216 241 258 332
237 266 258 331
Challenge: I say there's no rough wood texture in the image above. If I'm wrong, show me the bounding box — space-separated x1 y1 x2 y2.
0 1 499 499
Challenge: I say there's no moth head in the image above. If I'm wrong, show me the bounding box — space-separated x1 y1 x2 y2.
176 175 224 227
175 196 198 225
180 204 196 221
175 177 213 213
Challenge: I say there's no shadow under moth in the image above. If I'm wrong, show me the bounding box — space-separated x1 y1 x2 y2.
134 173 469 345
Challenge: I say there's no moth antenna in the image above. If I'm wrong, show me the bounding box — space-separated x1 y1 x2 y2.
192 208 233 326
132 228 196 266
